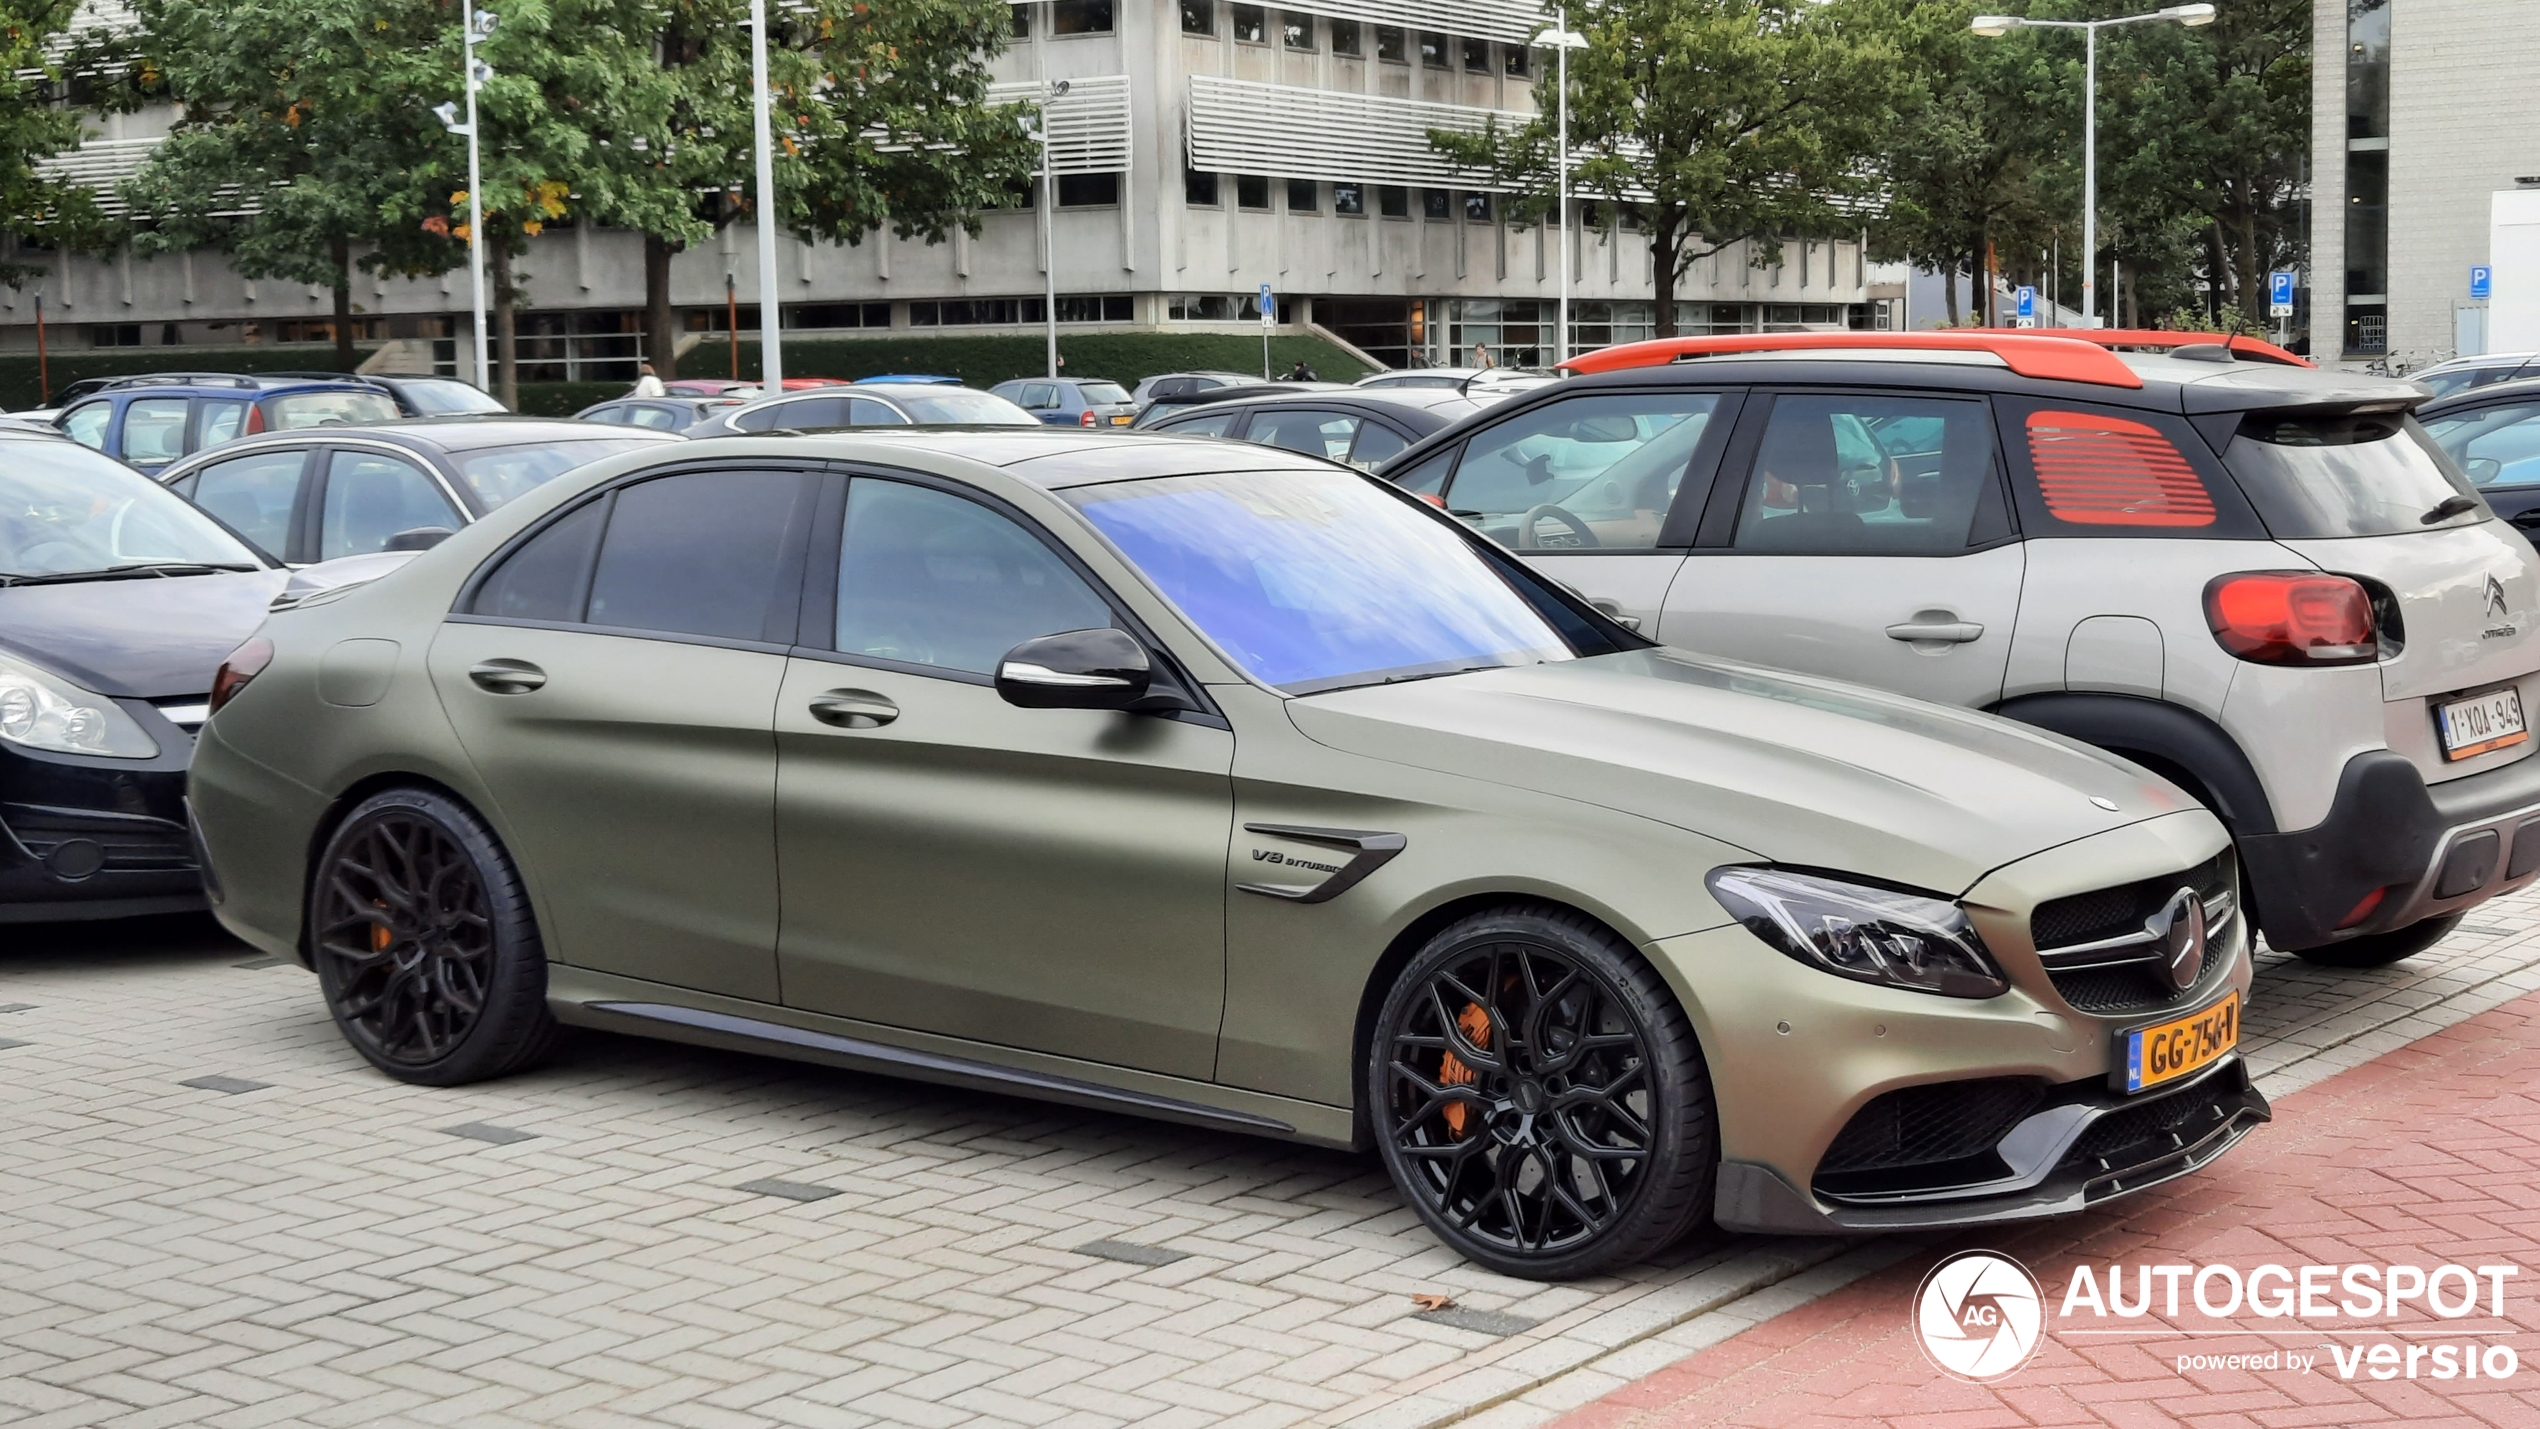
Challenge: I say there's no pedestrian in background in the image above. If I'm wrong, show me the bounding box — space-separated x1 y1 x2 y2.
1472 342 1494 369
630 362 666 397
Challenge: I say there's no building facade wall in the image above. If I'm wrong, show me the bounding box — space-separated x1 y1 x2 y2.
0 0 1875 376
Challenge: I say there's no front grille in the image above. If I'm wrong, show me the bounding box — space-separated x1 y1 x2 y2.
1818 1077 2046 1173
2032 851 2233 951
2 803 196 874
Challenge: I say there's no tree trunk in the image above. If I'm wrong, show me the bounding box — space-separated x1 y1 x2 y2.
1941 258 1961 326
331 237 356 371
1650 217 1680 339
2238 204 2263 332
491 240 519 410
644 233 681 381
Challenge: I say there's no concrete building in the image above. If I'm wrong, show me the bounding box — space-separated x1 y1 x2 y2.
1 0 1888 382
2310 0 2540 369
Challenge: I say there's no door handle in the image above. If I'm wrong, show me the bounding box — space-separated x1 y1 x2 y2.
1885 620 1985 645
1589 598 1644 633
467 659 546 694
808 689 898 729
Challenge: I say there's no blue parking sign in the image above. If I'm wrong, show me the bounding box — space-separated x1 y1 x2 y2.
2269 270 2297 318
2473 266 2494 300
2015 286 2035 320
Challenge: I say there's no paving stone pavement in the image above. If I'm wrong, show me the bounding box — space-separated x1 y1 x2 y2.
5 891 2540 1429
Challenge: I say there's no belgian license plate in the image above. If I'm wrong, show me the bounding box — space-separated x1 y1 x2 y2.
2121 991 2239 1094
2437 686 2528 761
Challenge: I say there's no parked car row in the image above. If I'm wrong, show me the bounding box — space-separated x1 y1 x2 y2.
15 330 2534 1285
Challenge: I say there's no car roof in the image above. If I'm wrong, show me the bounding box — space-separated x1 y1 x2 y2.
2417 353 2540 372
83 372 380 396
2421 374 2540 413
170 417 681 463
708 427 1338 489
1192 386 1488 417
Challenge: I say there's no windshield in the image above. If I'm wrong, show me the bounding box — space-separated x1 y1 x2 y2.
1078 382 1133 405
885 389 1041 426
456 438 662 510
0 440 263 577
398 379 507 414
1066 468 1576 694
268 390 401 430
2221 410 2482 538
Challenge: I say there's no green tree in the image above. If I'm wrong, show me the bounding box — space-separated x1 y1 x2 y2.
0 0 124 280
1433 0 1898 340
116 0 461 370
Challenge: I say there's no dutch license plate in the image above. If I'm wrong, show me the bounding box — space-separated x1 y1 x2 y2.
2121 990 2239 1094
1110 413 1133 425
2437 686 2528 761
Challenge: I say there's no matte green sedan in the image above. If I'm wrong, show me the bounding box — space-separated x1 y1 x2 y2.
191 429 2265 1279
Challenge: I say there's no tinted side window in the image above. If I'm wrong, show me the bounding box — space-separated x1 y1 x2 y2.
846 398 906 426
1731 395 2000 554
190 449 307 558
320 450 460 560
586 470 807 640
1248 408 1362 461
733 404 783 433
472 499 607 622
1161 409 1240 437
1444 393 1719 551
834 479 1115 676
1386 443 1456 494
1348 421 1410 470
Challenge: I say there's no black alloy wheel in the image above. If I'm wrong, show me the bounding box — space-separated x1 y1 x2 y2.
311 787 557 1085
2291 911 2462 968
1371 905 1716 1279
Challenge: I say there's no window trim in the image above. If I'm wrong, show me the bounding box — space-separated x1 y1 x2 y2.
1691 388 2021 556
1438 388 1746 554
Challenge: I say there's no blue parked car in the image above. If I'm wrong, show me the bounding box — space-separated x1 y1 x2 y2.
854 373 962 386
988 376 1139 427
54 373 402 475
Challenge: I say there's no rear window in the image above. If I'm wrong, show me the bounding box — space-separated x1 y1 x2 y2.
1077 382 1133 405
456 437 660 510
2025 409 2215 528
265 390 400 430
2220 411 2480 538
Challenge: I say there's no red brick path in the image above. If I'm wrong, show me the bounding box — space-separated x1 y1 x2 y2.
1558 992 2540 1428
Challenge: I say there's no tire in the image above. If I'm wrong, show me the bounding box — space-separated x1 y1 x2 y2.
1368 904 1717 1280
308 786 558 1085
2291 912 2463 969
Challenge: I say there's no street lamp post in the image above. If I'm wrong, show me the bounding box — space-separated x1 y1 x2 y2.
749 0 783 394
1972 4 2214 329
433 4 495 389
1032 79 1071 380
1539 20 1590 367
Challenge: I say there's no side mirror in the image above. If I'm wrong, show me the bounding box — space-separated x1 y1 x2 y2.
2466 457 2504 486
995 627 1152 710
384 526 455 552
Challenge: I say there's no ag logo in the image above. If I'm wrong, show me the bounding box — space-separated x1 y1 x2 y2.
1912 1250 2045 1382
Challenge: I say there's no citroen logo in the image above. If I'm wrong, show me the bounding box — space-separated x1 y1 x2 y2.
2487 574 2511 621
2143 887 2206 993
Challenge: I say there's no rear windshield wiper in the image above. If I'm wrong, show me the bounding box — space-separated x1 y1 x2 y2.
0 561 263 586
2421 494 2480 525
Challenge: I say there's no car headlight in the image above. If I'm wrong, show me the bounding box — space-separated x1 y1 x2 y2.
0 653 159 759
1706 866 2007 999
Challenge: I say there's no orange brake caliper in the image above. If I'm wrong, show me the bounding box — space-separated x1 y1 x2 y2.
1438 1001 1492 1137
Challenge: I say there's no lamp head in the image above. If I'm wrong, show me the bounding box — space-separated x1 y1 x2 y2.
1970 14 2022 36
2162 2 2218 23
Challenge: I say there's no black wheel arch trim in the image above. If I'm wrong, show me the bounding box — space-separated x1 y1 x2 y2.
1990 692 2278 835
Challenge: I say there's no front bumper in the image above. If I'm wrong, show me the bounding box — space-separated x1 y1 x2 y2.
1716 1059 2271 1233
0 705 206 922
2239 747 2540 950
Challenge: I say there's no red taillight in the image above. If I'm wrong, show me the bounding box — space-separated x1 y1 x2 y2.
2203 572 2378 666
208 637 274 715
1079 410 1098 427
244 402 265 435
1416 492 1448 509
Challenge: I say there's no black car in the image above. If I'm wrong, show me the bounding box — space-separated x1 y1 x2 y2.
0 428 284 922
1129 379 1349 427
575 394 746 432
2420 376 2540 540
1137 386 1499 470
260 371 508 416
153 417 678 565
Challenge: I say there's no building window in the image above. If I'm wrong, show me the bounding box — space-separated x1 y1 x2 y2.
2347 0 2389 140
1236 173 1271 210
1504 44 1529 77
985 178 1035 209
1331 18 1360 55
1169 293 1277 322
1282 11 1313 48
1462 37 1490 72
1465 191 1493 222
1374 25 1405 61
1185 170 1220 206
1230 4 1265 43
1287 178 1319 213
1378 185 1409 218
1009 5 1028 38
1333 183 1364 216
90 323 143 347
1051 0 1113 36
1180 0 1213 35
1055 295 1136 322
786 303 892 330
1057 172 1120 207
1419 31 1448 67
2344 0 2389 353
1422 188 1451 220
